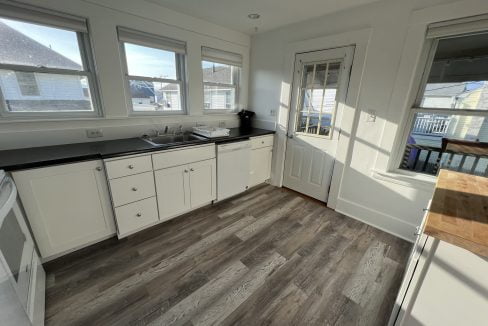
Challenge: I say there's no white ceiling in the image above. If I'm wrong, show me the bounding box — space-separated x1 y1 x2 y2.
147 0 381 34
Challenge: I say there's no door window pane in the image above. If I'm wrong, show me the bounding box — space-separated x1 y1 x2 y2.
129 80 180 112
124 43 177 79
296 61 341 136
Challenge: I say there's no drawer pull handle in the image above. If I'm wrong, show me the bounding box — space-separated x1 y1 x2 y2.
190 168 194 172
128 165 134 169
132 187 138 191
261 141 265 144
136 213 142 217
96 167 102 171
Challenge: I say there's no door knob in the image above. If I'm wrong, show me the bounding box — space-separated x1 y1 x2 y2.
190 168 194 172
132 187 138 191
128 165 134 169
184 169 189 173
95 167 102 171
136 213 142 217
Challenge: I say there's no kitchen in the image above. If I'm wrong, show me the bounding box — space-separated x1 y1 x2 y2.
0 0 487 325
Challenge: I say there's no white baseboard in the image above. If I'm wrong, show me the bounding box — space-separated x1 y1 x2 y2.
335 197 416 242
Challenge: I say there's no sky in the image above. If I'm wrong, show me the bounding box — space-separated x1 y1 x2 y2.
1 17 82 65
1 17 176 78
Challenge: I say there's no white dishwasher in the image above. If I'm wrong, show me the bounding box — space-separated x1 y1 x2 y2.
217 140 251 201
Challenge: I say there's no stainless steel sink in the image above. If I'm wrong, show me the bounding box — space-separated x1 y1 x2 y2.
141 133 207 146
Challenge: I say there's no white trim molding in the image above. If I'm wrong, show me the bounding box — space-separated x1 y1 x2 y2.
271 28 371 211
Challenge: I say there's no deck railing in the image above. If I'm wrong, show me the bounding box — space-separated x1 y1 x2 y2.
412 115 451 136
400 143 488 176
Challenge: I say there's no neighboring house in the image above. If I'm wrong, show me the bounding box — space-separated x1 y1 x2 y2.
202 66 234 110
412 81 488 147
0 22 90 112
131 80 180 111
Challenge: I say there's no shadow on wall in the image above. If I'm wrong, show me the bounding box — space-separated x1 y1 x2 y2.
274 75 433 240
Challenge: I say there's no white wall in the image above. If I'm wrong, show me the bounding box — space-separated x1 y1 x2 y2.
0 0 250 149
249 0 488 241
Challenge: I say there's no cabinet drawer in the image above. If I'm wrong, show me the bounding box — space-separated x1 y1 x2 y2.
152 145 215 170
114 197 158 236
105 155 152 179
109 171 155 207
250 135 274 149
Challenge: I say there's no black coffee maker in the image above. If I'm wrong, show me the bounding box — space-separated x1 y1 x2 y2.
237 110 255 131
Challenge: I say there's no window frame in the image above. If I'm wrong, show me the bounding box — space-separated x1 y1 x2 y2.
202 61 240 113
0 14 102 119
118 31 187 116
395 31 488 174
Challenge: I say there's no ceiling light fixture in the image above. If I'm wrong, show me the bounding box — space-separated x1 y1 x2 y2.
248 13 260 20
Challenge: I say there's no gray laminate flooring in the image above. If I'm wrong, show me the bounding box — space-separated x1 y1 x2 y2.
44 184 411 326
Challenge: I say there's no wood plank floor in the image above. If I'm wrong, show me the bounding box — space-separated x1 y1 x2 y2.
44 184 411 326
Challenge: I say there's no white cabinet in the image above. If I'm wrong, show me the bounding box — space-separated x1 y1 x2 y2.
250 146 273 187
249 135 274 187
12 160 116 259
188 159 216 208
154 164 189 220
155 159 216 221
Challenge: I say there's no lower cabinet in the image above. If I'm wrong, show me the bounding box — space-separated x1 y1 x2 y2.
189 159 217 208
154 164 190 220
12 160 116 259
154 158 216 221
250 146 273 187
114 197 159 236
249 135 274 187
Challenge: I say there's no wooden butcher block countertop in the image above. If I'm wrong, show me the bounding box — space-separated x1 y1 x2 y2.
424 169 488 257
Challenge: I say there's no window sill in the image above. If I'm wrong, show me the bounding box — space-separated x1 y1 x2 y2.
371 168 436 192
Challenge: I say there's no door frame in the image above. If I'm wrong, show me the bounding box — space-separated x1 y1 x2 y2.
283 47 354 202
272 28 371 209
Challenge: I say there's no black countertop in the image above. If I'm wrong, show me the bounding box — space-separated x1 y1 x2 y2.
0 128 275 171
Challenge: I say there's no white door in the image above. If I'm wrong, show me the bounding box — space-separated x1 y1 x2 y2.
283 46 354 202
12 160 116 258
189 159 216 208
154 165 190 221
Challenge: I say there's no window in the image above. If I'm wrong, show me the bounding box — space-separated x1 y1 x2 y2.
201 47 241 111
399 26 488 175
0 4 100 118
295 61 341 137
118 27 187 114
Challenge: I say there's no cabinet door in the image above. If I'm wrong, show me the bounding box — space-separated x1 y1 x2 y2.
249 147 273 187
189 159 216 208
12 160 116 259
154 165 190 221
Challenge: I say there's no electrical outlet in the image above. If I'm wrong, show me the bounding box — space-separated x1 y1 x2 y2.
218 121 226 128
270 109 276 117
86 128 103 138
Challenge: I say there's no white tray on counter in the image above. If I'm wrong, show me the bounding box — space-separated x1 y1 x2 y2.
192 126 230 138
